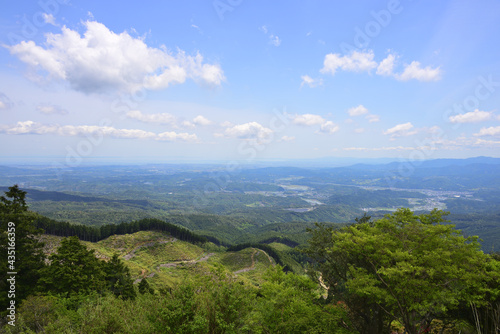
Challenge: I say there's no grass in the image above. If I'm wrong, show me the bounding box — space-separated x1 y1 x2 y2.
39 231 279 290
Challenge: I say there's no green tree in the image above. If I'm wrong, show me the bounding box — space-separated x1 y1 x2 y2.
0 185 45 312
306 208 497 334
151 265 255 334
37 236 105 296
138 278 154 295
248 265 355 334
104 254 136 300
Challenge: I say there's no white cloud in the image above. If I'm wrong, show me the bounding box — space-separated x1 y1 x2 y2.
269 34 281 47
300 75 323 88
291 113 325 126
449 109 493 123
376 54 396 76
474 126 500 137
260 25 281 47
321 51 378 76
319 121 339 134
319 50 442 82
37 104 68 115
126 110 176 125
220 121 234 128
0 120 197 142
42 13 56 25
0 101 6 110
365 114 380 123
182 115 212 128
157 131 198 142
192 115 212 126
7 21 225 94
290 113 339 134
348 105 369 116
395 61 441 82
347 105 380 123
383 122 417 138
280 135 295 142
343 145 437 152
224 122 273 141
354 128 365 133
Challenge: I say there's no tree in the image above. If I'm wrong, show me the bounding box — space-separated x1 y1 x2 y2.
104 254 136 300
0 185 28 214
0 185 45 312
37 236 105 296
138 278 154 295
306 208 498 334
248 265 355 334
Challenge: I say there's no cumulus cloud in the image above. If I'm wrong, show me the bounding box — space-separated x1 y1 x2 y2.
300 75 323 88
321 50 377 76
43 13 56 25
348 105 369 116
320 50 442 82
395 61 441 82
365 114 380 123
192 115 212 126
383 122 417 139
474 126 500 137
37 104 68 115
376 54 396 76
126 110 176 125
0 120 197 142
319 121 339 134
289 113 340 135
449 109 493 123
224 122 273 141
280 135 295 142
347 105 379 123
157 131 197 142
269 35 281 47
291 113 325 126
7 21 225 94
220 121 233 128
182 115 212 128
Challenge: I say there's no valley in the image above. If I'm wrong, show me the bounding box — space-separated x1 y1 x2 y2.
1 156 499 250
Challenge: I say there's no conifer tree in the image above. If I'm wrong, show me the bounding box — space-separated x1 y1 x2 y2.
104 254 136 300
0 185 45 312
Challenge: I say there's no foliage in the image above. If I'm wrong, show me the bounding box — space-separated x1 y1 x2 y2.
305 208 499 334
150 265 255 333
36 216 209 244
37 236 106 296
138 278 154 295
0 185 46 314
247 265 355 334
103 254 136 300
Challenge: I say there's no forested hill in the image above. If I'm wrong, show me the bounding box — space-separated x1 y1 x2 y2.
35 216 209 244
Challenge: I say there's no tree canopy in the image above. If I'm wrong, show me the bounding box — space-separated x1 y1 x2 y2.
0 185 45 312
306 208 500 334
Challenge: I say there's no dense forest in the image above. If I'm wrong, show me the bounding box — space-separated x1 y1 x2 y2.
1 185 499 333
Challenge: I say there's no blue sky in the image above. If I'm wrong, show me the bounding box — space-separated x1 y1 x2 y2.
1 0 500 164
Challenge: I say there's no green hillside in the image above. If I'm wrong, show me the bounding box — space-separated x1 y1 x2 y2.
39 231 282 289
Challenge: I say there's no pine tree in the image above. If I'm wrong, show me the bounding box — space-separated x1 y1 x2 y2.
104 254 137 300
0 185 45 313
37 236 105 296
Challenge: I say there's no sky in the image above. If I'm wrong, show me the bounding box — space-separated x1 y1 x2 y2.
1 0 500 165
